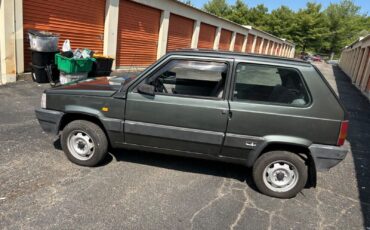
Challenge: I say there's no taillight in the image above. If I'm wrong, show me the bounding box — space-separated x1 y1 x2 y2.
337 120 349 146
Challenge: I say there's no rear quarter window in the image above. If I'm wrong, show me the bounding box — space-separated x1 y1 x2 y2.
233 63 310 107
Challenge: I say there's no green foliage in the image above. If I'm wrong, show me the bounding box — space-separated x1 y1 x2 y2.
292 3 328 52
265 6 295 40
203 0 231 18
227 0 249 25
202 0 370 55
246 4 269 31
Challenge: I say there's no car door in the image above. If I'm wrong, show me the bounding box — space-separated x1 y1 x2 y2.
124 56 233 156
221 62 312 160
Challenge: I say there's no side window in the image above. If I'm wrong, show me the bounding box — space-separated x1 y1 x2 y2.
146 60 228 98
234 63 309 106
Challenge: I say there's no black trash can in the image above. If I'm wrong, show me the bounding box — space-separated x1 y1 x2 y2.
89 57 113 77
31 50 59 66
31 64 59 83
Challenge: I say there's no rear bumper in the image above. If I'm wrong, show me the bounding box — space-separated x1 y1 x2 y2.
309 144 348 171
35 108 64 135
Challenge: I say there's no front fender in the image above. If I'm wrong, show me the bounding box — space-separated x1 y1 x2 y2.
64 105 104 118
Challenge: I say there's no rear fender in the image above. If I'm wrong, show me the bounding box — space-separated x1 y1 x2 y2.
246 135 312 167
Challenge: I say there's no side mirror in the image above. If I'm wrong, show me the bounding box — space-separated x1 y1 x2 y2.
137 83 155 96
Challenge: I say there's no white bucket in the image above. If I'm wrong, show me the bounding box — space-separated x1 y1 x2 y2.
60 72 88 84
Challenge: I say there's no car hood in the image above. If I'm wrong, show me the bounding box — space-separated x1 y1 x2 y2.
46 75 137 97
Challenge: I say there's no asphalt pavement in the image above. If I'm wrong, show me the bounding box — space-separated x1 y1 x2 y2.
0 63 369 229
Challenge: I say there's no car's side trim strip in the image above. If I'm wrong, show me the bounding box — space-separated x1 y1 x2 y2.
125 120 224 145
223 133 265 150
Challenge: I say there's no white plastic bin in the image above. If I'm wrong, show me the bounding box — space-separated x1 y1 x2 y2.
59 72 88 84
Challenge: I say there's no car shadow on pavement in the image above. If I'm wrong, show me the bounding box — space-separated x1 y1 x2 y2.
53 138 257 191
332 65 370 228
109 148 257 189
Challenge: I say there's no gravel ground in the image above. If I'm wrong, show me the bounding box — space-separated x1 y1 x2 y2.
0 63 369 229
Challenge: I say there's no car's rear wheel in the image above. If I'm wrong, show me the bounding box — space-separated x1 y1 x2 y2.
253 151 308 199
61 120 108 167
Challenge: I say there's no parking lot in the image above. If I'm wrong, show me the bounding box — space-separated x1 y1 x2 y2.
0 63 369 229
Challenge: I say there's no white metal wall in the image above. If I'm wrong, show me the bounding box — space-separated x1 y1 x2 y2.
339 35 370 100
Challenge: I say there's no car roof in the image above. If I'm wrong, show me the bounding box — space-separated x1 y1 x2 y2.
167 49 312 67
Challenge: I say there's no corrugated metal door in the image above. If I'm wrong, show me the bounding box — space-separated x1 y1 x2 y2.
359 50 370 88
167 14 194 52
234 33 244 52
277 44 281 56
219 29 232 51
268 41 274 54
23 0 105 69
246 34 255 53
262 40 268 54
116 0 161 67
274 42 278 55
275 43 280 56
198 23 216 49
255 37 262 54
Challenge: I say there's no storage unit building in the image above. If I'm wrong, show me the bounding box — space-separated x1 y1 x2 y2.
0 0 295 85
339 35 370 100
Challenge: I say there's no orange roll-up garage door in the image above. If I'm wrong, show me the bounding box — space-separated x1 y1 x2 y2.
262 40 268 54
268 41 274 54
254 37 262 54
277 44 281 56
167 14 194 52
116 0 161 67
23 0 105 70
198 23 216 49
234 33 245 52
246 34 255 53
219 29 232 51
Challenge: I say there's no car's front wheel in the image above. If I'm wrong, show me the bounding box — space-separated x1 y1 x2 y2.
61 120 108 167
253 151 308 199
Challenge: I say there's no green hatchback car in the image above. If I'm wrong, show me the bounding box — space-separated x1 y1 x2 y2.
36 50 348 198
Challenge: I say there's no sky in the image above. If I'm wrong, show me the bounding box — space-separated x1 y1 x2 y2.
191 0 370 15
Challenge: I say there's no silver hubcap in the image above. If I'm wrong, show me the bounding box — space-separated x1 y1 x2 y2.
67 131 95 161
262 160 299 193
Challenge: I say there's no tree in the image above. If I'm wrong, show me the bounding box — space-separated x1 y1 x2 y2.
201 0 369 55
203 0 231 18
247 4 269 30
265 6 296 41
324 0 369 54
227 0 249 25
291 3 327 52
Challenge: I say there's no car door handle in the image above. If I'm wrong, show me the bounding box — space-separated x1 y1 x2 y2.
221 110 232 119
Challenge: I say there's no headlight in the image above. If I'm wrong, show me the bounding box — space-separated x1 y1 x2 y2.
41 93 46 109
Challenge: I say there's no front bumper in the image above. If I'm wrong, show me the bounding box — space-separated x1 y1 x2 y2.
309 144 348 171
35 109 64 135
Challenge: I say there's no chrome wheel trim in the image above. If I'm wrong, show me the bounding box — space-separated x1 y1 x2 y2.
262 160 299 193
67 130 95 161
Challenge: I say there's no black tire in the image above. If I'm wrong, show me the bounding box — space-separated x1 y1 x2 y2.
253 151 308 199
61 120 108 167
